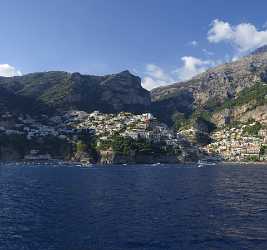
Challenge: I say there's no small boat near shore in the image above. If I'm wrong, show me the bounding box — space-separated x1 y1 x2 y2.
197 158 219 167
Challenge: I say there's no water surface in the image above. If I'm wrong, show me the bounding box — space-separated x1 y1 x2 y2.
0 163 267 250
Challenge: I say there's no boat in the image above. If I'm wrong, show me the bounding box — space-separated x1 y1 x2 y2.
197 158 218 167
81 162 93 167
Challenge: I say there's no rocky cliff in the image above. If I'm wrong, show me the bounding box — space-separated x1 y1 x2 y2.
99 149 183 164
210 81 267 127
211 103 267 127
0 70 151 115
151 46 267 124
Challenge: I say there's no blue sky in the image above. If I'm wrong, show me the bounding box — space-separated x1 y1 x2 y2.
1 0 267 89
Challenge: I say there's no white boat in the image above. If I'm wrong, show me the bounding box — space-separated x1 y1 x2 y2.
197 159 217 167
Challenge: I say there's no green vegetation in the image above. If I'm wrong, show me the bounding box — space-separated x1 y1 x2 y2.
193 111 215 130
74 130 98 161
98 136 175 156
33 136 72 157
172 82 267 131
216 82 267 111
175 108 216 133
113 136 162 155
260 145 267 156
245 155 259 162
151 90 195 126
242 122 262 136
0 70 151 115
174 113 189 130
225 120 242 129
76 140 87 152
0 134 29 156
0 134 72 158
204 98 222 112
97 139 113 151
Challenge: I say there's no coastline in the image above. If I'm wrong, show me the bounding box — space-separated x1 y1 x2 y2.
221 161 267 165
0 160 195 166
1 160 267 167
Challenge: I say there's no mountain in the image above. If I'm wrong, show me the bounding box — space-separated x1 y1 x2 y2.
0 70 151 115
2 45 267 126
151 46 267 124
3 47 267 162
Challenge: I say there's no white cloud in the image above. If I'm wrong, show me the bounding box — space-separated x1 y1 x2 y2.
231 56 239 62
142 57 216 90
143 19 267 90
142 76 160 90
0 64 22 77
208 19 267 52
174 56 215 81
208 20 233 43
142 64 174 90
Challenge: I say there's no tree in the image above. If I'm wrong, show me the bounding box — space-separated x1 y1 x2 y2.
76 140 87 152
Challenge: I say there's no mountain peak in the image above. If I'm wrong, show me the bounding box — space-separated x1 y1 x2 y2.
117 70 135 77
120 70 131 74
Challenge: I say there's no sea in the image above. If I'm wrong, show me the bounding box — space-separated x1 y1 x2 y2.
0 163 267 250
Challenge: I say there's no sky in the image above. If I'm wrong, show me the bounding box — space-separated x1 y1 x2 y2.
1 0 267 90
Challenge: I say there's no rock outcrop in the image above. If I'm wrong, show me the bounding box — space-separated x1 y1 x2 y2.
99 149 181 164
211 103 267 127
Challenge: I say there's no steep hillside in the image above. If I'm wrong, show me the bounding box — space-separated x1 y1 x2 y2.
0 70 151 115
211 82 267 127
151 47 267 124
2 45 267 126
0 86 52 115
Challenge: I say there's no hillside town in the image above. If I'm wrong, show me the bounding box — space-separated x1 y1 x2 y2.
2 109 267 163
0 110 178 143
0 110 200 163
0 112 78 141
67 111 200 160
204 122 267 161
74 111 178 144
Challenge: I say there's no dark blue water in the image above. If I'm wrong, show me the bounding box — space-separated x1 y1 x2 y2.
0 164 267 250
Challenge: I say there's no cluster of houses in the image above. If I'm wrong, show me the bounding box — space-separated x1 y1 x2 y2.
4 110 267 162
74 111 186 146
204 123 267 161
0 112 81 141
72 111 201 161
0 110 189 148
0 110 205 162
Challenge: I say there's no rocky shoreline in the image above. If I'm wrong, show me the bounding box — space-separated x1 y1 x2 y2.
1 160 267 167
